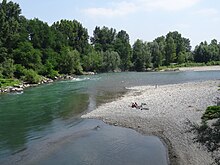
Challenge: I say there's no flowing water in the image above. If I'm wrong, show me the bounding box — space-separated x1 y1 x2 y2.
0 71 220 165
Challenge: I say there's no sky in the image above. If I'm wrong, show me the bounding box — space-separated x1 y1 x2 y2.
10 0 220 48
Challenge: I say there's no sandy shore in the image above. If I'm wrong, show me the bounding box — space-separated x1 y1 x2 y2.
82 80 220 165
179 65 220 71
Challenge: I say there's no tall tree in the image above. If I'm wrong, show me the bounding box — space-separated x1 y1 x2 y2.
132 39 151 71
165 31 191 64
101 51 121 72
165 36 176 65
193 41 209 63
27 18 55 49
13 41 42 71
91 26 116 52
82 46 103 72
150 41 161 68
194 40 220 63
52 20 89 54
114 30 132 71
153 36 166 67
209 39 220 61
0 0 21 52
57 47 83 75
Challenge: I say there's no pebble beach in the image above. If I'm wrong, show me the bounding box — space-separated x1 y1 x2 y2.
82 80 220 165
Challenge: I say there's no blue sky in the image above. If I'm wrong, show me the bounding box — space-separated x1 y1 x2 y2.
11 0 220 48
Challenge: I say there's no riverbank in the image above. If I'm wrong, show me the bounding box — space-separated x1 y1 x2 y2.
82 80 220 165
0 75 74 94
179 65 220 71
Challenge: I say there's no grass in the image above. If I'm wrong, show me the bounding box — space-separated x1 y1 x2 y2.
157 61 220 71
0 78 21 88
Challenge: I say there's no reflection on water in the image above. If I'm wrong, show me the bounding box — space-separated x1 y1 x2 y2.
0 71 220 164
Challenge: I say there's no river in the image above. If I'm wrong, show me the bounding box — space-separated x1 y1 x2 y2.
0 71 220 165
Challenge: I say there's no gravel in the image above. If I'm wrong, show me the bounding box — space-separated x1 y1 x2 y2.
82 80 220 165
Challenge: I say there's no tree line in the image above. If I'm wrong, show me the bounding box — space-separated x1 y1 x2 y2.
1 0 220 83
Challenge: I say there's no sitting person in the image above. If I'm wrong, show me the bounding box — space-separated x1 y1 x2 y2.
131 102 138 108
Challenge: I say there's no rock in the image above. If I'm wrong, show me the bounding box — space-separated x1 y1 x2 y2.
9 87 24 92
13 84 23 88
15 88 23 92
113 123 118 126
23 84 30 88
84 72 96 75
47 79 53 83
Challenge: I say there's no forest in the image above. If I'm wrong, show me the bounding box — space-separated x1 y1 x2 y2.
1 0 220 84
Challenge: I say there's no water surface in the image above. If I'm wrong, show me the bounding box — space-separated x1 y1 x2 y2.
0 71 219 164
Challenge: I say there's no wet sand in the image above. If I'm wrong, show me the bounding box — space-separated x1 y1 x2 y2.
82 80 220 165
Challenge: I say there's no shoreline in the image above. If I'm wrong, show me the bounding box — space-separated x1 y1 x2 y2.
82 80 220 165
0 75 75 94
1 65 220 94
178 65 220 71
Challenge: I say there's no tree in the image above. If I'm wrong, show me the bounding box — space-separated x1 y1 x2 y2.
114 30 132 71
194 40 220 63
209 39 220 61
132 39 151 71
82 47 103 72
13 41 42 71
150 41 162 68
0 58 15 78
0 43 8 63
194 42 209 63
165 36 176 65
57 47 83 75
165 31 191 64
91 26 116 52
17 16 29 43
27 18 55 49
0 0 21 52
102 51 121 72
52 20 89 54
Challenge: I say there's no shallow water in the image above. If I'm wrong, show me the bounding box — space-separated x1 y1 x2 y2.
16 120 167 165
0 71 219 164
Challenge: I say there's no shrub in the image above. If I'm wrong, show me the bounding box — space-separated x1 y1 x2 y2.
39 61 59 79
21 69 42 84
202 106 220 121
0 79 20 88
0 59 15 78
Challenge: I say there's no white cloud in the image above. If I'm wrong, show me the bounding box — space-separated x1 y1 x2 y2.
83 0 201 18
83 1 137 18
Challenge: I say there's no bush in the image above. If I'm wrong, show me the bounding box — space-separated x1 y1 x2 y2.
0 59 15 78
14 64 26 79
39 61 59 79
202 106 220 121
0 79 20 88
206 61 220 66
21 69 42 84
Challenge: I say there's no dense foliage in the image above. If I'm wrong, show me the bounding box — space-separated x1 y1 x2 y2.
1 0 220 83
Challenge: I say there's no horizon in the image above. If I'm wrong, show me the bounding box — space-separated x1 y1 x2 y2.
10 0 220 48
